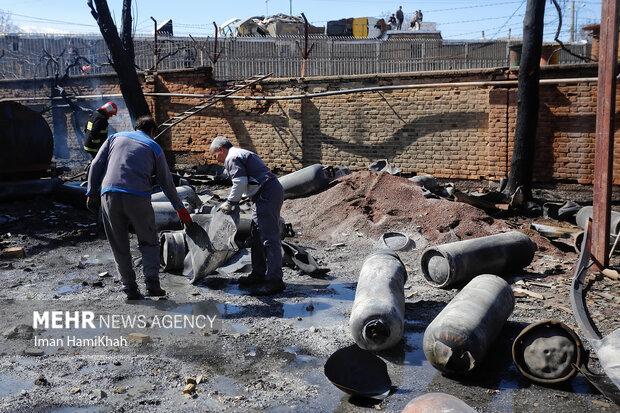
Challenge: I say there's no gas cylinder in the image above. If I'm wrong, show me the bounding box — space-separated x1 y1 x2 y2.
420 231 536 288
278 164 331 199
349 249 407 351
401 392 475 413
423 274 514 375
159 231 187 271
576 206 620 236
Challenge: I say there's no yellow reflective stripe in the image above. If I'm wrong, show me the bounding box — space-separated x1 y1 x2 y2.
91 139 101 143
99 129 108 133
84 146 98 153
86 121 93 131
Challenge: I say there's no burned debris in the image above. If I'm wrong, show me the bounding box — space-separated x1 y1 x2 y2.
1 0 618 408
1 158 618 411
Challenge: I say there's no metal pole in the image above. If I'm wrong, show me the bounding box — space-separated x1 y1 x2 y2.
507 28 512 66
570 1 575 43
151 17 158 71
296 13 315 78
575 2 586 42
591 0 619 270
290 0 292 15
5 75 613 105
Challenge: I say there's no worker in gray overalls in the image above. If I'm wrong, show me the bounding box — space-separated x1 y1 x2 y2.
209 136 285 296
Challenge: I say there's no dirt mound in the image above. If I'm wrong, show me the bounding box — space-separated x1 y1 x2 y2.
282 171 514 244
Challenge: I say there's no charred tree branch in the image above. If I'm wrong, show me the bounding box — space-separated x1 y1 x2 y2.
121 0 135 62
87 0 150 122
551 0 591 62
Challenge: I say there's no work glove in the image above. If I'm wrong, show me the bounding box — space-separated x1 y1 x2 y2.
176 207 192 224
86 195 100 214
217 201 237 215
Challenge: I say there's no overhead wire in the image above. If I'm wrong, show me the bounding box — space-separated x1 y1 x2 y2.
551 0 590 61
444 2 571 41
445 18 561 40
9 12 99 28
490 0 527 39
441 14 526 26
424 1 525 13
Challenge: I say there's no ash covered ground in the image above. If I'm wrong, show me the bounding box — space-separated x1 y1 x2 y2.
0 167 618 412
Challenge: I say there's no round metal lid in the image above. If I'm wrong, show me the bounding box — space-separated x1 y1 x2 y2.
378 232 411 251
512 320 584 384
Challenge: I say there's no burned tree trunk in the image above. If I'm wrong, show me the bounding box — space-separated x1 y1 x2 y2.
87 0 150 123
502 0 546 199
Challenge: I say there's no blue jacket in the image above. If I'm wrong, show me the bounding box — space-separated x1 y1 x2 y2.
87 131 183 210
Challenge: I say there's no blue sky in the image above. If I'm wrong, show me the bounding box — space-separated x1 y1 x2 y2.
2 0 603 41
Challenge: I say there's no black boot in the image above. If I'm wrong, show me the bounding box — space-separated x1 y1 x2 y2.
238 272 266 286
124 288 144 300
248 278 285 296
146 286 167 297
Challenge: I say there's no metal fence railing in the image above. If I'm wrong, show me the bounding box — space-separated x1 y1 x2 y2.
0 33 591 81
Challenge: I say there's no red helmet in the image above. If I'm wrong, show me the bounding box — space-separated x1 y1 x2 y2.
99 101 118 116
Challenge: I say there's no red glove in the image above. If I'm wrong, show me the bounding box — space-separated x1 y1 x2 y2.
86 195 100 214
176 207 192 224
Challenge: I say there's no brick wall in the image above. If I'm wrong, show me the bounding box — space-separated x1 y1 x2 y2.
1 64 618 184
536 77 601 184
144 68 306 171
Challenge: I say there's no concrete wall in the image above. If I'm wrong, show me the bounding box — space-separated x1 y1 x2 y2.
1 64 618 184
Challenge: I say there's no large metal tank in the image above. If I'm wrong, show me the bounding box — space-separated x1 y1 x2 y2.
0 101 54 180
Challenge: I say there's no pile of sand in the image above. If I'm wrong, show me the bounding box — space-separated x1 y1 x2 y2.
282 171 515 244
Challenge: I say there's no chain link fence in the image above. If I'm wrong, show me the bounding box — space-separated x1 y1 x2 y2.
0 33 591 80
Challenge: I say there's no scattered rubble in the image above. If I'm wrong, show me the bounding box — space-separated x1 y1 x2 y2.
128 333 150 344
91 389 107 399
0 164 617 411
1 247 26 258
34 375 48 386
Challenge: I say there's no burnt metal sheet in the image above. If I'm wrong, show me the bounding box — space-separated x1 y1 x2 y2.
570 219 620 403
530 222 582 239
185 208 239 284
281 240 320 274
368 159 401 175
324 344 391 400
